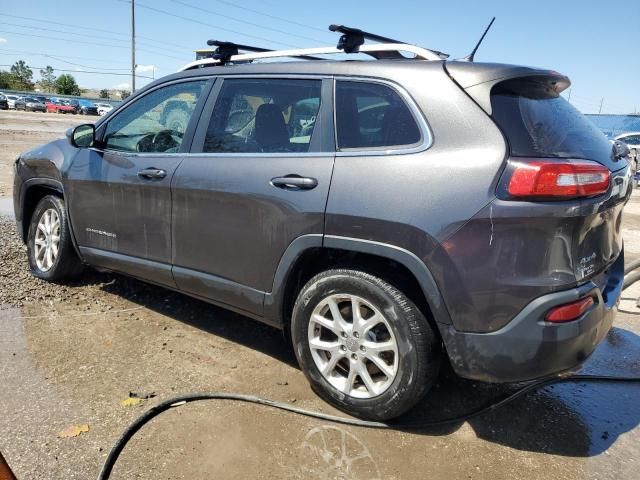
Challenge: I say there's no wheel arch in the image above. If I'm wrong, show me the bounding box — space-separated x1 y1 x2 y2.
264 235 453 339
19 179 65 242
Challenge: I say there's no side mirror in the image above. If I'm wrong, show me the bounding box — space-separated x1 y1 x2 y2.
66 124 95 148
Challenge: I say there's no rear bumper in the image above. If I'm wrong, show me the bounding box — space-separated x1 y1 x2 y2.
440 250 623 383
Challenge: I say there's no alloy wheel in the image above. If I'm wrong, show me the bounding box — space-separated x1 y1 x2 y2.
308 294 399 399
34 208 61 272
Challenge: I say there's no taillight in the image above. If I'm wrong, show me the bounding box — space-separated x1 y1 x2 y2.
505 159 610 199
545 297 594 323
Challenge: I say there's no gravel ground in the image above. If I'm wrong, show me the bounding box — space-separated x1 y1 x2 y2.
0 217 157 311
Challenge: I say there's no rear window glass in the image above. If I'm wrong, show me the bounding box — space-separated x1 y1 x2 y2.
335 81 421 150
491 78 613 161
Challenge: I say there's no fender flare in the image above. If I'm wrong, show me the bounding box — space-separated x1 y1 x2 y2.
18 178 64 239
263 234 452 328
19 178 83 259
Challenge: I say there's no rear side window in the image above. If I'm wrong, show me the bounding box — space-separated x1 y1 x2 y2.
335 81 421 150
491 78 613 162
203 78 322 153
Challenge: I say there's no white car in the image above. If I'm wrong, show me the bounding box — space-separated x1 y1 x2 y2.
94 102 114 116
615 132 640 161
5 94 19 109
615 132 640 186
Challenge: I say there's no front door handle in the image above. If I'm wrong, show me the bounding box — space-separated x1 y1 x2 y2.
271 174 318 190
138 167 167 180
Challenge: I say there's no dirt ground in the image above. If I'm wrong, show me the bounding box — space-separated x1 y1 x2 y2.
0 110 639 480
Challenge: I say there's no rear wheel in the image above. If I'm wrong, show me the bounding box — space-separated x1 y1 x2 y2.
27 195 84 282
291 269 441 421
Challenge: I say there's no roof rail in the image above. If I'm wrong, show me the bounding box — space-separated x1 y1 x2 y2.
205 40 323 64
179 23 448 71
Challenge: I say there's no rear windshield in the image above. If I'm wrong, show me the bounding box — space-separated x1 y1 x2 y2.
491 78 613 162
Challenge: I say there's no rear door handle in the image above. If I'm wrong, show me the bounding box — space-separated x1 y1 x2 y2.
271 175 318 190
138 167 167 180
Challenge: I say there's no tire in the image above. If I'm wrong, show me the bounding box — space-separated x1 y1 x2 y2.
291 269 441 421
27 195 84 282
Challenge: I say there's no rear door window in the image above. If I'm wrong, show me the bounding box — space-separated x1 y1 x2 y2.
491 78 617 168
335 81 422 150
202 78 322 153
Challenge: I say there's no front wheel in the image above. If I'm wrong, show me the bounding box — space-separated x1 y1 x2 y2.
291 269 441 421
27 195 84 282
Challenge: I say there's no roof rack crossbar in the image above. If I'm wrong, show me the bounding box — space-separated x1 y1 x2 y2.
179 43 444 71
329 24 403 53
328 24 449 59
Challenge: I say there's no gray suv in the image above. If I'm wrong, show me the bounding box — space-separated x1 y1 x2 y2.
12 38 631 420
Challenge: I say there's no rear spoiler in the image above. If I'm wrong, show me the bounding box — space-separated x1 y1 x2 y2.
444 62 571 114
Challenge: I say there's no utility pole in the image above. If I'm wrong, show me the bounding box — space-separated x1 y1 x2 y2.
598 98 604 114
131 0 136 92
566 88 571 103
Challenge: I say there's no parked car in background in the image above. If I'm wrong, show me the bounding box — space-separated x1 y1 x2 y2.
615 132 640 186
95 102 114 116
15 96 47 112
5 95 19 109
615 132 640 162
70 99 99 116
0 93 8 110
45 99 77 114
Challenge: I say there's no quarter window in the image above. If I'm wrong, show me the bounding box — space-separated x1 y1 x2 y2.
203 78 322 153
103 80 206 153
335 81 421 150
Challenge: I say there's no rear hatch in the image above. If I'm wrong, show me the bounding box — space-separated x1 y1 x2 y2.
489 75 630 281
447 63 631 283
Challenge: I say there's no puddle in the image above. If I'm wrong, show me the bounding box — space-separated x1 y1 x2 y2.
0 197 13 217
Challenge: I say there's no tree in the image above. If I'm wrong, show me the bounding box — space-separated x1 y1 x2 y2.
0 70 13 89
120 89 131 100
99 88 110 99
39 66 56 93
55 74 81 96
9 60 34 90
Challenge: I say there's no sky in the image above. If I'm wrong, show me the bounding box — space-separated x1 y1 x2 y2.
0 0 638 113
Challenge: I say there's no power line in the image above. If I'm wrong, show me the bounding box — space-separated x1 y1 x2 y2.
0 12 193 52
0 30 187 62
0 48 130 66
117 0 301 49
209 0 328 33
168 0 326 44
0 64 153 79
0 51 131 71
0 22 186 57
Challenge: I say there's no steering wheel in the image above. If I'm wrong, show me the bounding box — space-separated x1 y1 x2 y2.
136 129 183 153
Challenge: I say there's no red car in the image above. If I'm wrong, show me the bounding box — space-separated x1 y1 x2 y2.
45 100 77 114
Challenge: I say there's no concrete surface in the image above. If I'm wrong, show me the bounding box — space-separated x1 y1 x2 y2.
0 110 638 479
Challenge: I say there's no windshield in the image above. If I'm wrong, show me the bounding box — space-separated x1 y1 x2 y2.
491 78 614 163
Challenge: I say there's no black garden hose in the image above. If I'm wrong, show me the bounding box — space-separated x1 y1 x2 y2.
96 374 640 480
